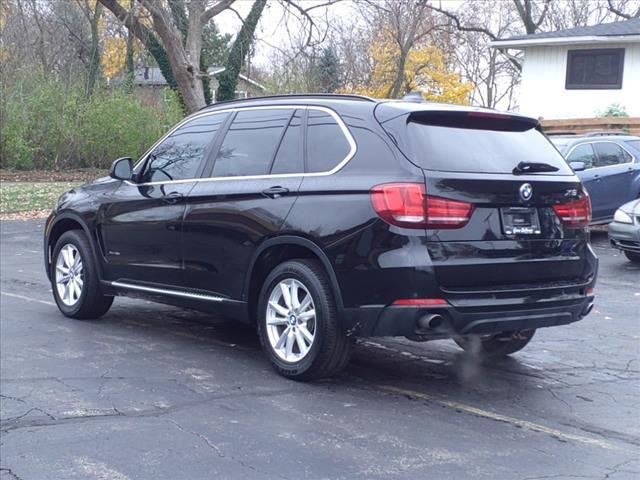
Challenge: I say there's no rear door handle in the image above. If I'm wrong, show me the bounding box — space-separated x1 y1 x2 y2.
163 192 183 204
262 186 289 199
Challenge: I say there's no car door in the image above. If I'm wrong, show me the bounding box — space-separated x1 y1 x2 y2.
98 112 228 286
567 143 605 218
181 107 304 300
592 141 635 220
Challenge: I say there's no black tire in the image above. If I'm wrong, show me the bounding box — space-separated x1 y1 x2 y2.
453 329 535 358
257 259 351 380
50 230 113 319
624 251 640 263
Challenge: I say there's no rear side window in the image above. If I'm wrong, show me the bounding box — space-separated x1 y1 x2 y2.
593 142 632 167
306 110 351 173
567 143 596 169
213 109 291 177
270 110 303 174
405 115 573 175
142 114 225 183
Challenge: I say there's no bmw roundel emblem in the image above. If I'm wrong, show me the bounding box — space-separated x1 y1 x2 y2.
519 183 533 202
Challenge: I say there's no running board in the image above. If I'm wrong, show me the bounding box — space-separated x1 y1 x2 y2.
110 281 230 303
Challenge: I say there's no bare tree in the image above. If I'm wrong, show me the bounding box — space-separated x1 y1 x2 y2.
99 0 234 112
607 0 640 18
448 4 520 108
512 0 551 34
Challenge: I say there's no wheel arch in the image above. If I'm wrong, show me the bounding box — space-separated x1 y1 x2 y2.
243 236 343 324
46 213 100 281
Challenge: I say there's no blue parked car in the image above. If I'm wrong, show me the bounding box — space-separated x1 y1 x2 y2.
550 134 640 224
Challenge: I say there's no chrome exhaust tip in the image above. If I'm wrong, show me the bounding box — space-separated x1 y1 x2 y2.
416 313 447 332
583 302 594 316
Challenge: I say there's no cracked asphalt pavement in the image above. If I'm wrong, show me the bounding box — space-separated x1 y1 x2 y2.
1 220 639 480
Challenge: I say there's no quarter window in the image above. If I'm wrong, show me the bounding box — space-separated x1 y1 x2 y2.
593 142 632 167
213 109 291 177
306 110 351 173
566 49 624 90
270 110 303 174
142 114 225 183
566 144 596 169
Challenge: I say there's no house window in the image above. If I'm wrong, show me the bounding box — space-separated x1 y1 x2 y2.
565 48 624 90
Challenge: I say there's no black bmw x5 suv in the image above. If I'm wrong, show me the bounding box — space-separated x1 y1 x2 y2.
44 94 597 379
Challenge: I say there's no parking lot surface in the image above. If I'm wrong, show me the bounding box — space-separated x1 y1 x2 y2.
1 219 639 480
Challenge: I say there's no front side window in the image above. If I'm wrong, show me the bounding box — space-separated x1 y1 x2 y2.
213 108 292 177
567 143 596 169
306 110 351 173
141 114 226 183
566 48 624 89
593 142 632 167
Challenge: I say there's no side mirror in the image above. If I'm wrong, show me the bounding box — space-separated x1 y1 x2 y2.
569 161 586 172
109 157 133 181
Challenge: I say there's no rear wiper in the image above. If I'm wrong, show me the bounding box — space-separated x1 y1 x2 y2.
513 161 559 175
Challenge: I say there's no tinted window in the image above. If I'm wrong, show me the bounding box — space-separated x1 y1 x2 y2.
307 110 351 173
566 49 624 89
213 109 291 177
407 122 573 175
271 110 303 174
594 142 632 167
142 114 225 183
567 143 596 169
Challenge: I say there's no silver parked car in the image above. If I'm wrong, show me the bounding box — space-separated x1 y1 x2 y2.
608 199 640 263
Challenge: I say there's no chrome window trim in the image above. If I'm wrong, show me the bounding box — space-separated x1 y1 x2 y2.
127 105 357 187
566 140 636 171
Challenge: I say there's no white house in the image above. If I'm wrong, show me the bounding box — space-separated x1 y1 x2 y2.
491 17 640 119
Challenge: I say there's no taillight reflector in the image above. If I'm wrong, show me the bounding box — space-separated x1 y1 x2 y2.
552 195 591 228
370 183 473 229
392 298 448 306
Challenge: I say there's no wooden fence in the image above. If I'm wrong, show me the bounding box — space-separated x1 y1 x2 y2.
540 117 640 136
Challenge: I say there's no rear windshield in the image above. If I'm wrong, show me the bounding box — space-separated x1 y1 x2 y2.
407 120 573 175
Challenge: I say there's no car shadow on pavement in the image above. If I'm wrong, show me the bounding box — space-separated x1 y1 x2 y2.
96 300 542 398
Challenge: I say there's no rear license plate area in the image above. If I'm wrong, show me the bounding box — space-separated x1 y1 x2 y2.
500 207 541 235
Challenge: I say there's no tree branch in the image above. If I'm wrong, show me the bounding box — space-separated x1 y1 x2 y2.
202 0 236 25
607 0 640 19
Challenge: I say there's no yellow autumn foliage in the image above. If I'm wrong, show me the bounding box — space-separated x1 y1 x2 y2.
353 29 473 104
101 36 128 79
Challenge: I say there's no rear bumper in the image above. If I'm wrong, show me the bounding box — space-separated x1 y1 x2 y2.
342 281 596 338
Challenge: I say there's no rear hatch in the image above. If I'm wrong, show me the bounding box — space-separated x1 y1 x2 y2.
376 105 594 291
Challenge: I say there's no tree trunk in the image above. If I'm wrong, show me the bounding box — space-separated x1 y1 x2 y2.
387 46 410 98
217 0 266 101
124 0 135 92
86 3 103 97
98 0 180 93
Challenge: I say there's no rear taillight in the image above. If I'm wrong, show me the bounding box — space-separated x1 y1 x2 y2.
552 195 591 228
425 196 474 229
370 183 473 229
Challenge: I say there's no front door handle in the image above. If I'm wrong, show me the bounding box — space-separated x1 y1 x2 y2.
163 192 184 204
262 186 289 199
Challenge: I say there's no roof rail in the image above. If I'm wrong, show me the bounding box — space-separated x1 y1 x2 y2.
584 130 629 137
199 93 377 111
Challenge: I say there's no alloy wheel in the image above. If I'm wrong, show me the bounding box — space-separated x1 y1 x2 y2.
265 278 316 363
55 244 84 306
